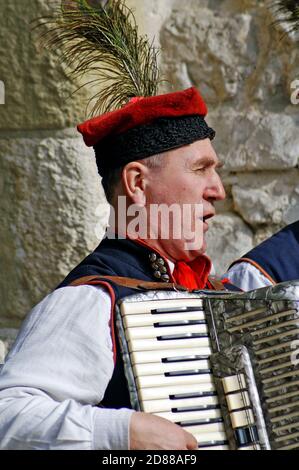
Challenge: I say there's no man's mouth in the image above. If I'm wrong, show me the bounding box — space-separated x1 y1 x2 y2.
200 211 215 222
201 211 215 230
203 212 215 222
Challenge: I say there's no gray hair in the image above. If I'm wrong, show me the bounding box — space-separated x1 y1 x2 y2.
101 152 167 204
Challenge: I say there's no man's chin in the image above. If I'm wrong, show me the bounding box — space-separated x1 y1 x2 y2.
157 236 206 263
183 237 206 254
200 238 207 253
177 239 206 262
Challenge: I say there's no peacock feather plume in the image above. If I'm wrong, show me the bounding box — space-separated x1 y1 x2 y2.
271 0 299 35
33 0 161 116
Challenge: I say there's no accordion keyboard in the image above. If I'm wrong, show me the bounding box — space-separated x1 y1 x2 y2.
118 282 299 450
120 297 229 450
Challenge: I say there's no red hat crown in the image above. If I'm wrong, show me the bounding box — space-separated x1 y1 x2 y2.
77 87 208 147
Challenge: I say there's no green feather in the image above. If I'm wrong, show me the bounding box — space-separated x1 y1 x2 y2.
272 1 299 35
33 0 161 116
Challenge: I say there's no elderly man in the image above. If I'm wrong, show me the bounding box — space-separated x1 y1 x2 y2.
0 86 238 450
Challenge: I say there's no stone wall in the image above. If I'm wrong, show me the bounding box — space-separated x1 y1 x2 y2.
0 0 298 357
142 0 299 275
0 1 107 339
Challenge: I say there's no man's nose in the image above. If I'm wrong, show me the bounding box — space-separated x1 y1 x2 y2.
206 172 226 201
216 174 226 201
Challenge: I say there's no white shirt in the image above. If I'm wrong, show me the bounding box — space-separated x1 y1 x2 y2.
0 258 176 450
225 261 274 291
0 285 134 450
0 259 272 450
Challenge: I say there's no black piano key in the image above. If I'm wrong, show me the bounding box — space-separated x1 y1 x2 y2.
162 355 210 363
154 319 206 327
165 369 212 377
234 426 259 447
198 440 229 449
177 417 223 427
157 332 209 341
151 306 203 314
172 404 220 413
170 391 217 399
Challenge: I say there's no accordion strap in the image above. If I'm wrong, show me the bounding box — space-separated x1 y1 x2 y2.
69 275 188 292
208 277 226 291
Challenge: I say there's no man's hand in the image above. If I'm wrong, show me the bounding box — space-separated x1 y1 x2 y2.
129 412 198 450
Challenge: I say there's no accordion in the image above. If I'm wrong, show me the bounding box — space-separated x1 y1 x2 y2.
116 281 299 450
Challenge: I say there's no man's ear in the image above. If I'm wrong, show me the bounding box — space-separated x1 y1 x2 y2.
121 161 148 206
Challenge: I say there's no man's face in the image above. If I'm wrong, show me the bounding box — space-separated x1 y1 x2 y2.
143 138 226 261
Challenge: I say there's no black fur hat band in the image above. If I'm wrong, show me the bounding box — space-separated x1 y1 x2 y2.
94 114 215 177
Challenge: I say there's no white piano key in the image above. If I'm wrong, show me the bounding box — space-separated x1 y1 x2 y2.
230 409 255 429
141 395 219 413
123 310 205 328
182 421 225 435
137 372 214 389
128 336 210 352
134 359 210 377
120 299 203 316
155 408 222 423
194 431 227 445
139 382 216 401
131 347 212 365
222 374 246 394
126 323 208 340
226 391 251 411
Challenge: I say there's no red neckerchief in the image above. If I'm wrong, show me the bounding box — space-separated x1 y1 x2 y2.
173 256 212 290
132 237 212 290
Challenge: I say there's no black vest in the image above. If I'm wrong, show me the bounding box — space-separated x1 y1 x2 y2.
58 237 238 409
58 237 175 409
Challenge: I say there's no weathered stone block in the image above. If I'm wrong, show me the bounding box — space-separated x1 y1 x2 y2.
0 133 108 323
232 171 299 227
0 0 92 130
210 108 299 171
1 0 299 331
160 5 256 102
206 213 254 275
